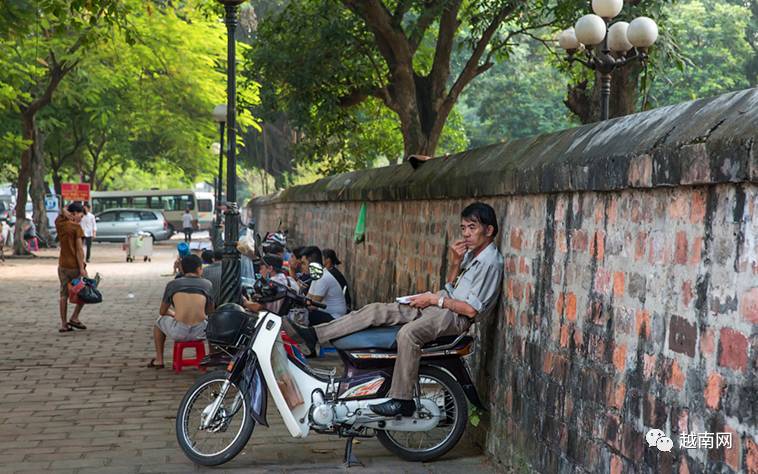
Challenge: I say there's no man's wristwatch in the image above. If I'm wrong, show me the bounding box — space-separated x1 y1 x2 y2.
437 295 445 308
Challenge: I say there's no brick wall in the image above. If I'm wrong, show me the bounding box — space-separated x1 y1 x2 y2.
250 89 758 473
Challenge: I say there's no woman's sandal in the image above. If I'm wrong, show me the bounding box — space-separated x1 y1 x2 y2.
68 321 87 330
58 327 73 333
146 359 165 369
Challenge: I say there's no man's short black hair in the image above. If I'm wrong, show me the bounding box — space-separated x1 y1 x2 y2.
461 202 498 237
323 248 341 266
301 246 323 264
201 250 215 264
262 254 284 272
292 246 305 259
67 202 84 213
181 254 203 274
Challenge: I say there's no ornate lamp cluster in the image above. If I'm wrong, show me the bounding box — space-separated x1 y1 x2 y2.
557 0 659 120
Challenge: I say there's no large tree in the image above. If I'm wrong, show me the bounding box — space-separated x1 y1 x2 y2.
249 0 564 161
0 0 132 252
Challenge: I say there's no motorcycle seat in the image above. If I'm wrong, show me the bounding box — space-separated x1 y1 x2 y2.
331 326 467 351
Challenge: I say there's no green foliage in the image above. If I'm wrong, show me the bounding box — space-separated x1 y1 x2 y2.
459 40 576 148
647 0 753 106
0 0 260 192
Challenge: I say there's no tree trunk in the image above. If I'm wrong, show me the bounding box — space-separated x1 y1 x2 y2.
565 64 641 124
13 113 34 255
30 126 52 246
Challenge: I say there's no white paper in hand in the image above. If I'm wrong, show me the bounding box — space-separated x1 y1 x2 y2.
395 293 427 304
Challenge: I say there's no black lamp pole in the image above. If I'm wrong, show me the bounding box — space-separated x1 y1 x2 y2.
218 0 244 305
217 122 224 209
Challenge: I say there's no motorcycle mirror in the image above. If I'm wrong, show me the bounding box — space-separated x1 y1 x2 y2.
309 262 324 280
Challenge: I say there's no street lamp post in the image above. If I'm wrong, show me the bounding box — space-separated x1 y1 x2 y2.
218 0 245 305
557 0 659 121
211 104 226 253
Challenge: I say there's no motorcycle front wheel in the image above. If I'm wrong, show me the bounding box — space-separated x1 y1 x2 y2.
376 365 468 462
176 370 255 466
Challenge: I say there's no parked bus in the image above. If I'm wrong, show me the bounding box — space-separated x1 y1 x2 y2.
91 189 215 232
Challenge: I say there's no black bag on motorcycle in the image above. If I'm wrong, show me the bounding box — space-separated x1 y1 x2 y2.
206 303 251 347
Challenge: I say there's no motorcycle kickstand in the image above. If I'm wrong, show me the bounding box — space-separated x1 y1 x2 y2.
343 436 363 468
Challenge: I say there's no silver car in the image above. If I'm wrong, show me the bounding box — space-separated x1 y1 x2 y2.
95 208 172 242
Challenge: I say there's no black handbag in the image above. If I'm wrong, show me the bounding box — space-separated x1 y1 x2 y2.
78 278 103 304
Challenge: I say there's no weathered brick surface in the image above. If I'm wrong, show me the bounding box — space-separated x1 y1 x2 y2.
250 90 758 473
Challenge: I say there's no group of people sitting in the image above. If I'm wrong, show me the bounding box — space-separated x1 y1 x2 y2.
149 202 504 418
148 234 352 367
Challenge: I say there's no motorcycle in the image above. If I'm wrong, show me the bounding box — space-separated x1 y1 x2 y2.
175 279 484 467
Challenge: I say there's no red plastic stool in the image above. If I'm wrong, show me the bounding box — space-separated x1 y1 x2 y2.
172 340 207 373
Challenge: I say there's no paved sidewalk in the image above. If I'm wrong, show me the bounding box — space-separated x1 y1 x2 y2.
0 242 500 474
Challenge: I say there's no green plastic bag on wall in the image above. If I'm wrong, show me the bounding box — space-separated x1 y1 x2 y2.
354 203 367 243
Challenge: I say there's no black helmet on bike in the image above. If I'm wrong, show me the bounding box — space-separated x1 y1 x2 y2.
206 303 252 347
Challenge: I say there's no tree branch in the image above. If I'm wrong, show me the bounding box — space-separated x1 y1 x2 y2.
408 0 443 52
429 0 461 105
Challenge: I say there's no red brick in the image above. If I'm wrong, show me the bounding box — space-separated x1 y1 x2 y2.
643 353 656 379
689 237 703 265
636 309 651 339
556 230 567 253
612 345 627 372
613 272 625 297
682 280 694 307
669 315 696 357
510 228 523 250
635 231 647 261
690 191 707 224
506 306 516 326
572 229 588 252
560 325 569 348
590 230 605 260
723 424 740 471
675 231 688 265
519 256 528 274
595 268 611 294
668 359 685 390
573 328 583 347
746 436 758 474
704 372 723 409
611 384 626 410
739 287 758 324
610 454 623 474
669 193 689 219
701 328 715 355
543 351 554 373
718 328 748 371
565 293 577 321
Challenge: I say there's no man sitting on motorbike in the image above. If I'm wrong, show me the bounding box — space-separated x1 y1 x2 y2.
292 202 504 417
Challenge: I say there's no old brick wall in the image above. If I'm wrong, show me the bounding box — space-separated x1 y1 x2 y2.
250 89 758 473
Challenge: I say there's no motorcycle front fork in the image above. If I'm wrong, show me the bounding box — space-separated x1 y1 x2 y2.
200 380 232 430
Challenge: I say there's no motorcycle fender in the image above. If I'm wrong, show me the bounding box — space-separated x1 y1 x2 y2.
429 359 486 411
235 350 269 427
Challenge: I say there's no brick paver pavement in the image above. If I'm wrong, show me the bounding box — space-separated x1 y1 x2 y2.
0 240 500 474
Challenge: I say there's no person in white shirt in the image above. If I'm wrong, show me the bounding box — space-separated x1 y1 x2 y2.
80 203 97 263
182 208 193 243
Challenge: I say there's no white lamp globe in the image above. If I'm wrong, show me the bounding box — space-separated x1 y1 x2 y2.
607 21 633 52
627 17 658 48
211 142 221 155
212 104 227 123
558 28 580 50
592 0 623 19
575 14 607 46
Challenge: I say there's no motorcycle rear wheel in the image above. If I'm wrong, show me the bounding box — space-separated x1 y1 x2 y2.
376 365 468 462
176 370 255 466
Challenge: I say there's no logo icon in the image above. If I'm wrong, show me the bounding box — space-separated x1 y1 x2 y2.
646 429 673 452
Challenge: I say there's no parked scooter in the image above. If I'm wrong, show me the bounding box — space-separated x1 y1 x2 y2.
175 278 484 467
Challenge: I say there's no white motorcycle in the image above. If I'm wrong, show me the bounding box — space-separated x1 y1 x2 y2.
175 279 484 467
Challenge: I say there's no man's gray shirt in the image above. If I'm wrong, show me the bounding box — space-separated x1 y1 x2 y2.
443 242 504 316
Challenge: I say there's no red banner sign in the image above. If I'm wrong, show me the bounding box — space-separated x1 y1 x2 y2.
61 183 90 202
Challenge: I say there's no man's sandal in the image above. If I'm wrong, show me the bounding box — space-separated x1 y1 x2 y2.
146 359 165 369
68 321 87 330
